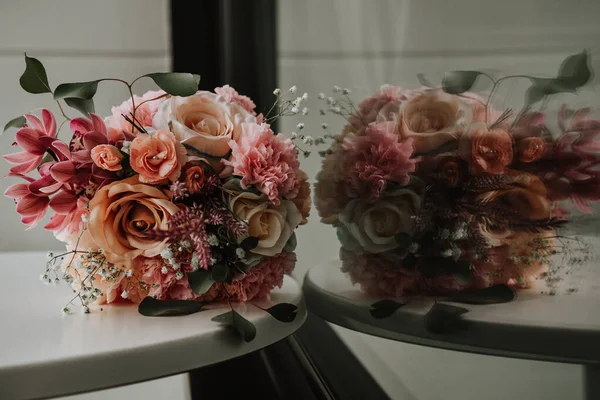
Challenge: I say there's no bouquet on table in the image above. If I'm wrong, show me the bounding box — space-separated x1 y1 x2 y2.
315 51 598 326
3 55 310 338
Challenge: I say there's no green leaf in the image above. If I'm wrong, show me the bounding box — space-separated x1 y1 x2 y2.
264 303 298 323
557 50 592 90
54 80 100 100
416 73 434 87
524 84 546 106
370 299 406 319
138 297 205 316
448 284 515 305
144 72 200 97
442 71 482 94
20 54 51 94
240 236 259 252
187 268 215 295
394 233 413 250
212 310 257 342
424 303 468 334
3 115 26 133
283 234 297 252
211 261 231 283
64 97 95 116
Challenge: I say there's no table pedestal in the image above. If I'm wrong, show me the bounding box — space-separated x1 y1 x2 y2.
585 364 599 400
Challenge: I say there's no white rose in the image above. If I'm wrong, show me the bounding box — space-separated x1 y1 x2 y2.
338 187 422 254
227 189 302 257
152 91 256 166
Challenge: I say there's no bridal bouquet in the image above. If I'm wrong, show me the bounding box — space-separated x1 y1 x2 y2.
3 55 309 337
315 51 596 322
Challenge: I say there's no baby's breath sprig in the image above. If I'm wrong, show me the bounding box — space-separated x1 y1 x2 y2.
265 85 309 123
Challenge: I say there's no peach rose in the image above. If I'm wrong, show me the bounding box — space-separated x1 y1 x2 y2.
91 144 123 171
518 137 545 163
378 89 470 153
459 125 513 175
87 176 180 265
184 165 206 194
130 129 187 184
224 182 302 257
291 170 311 225
152 91 256 161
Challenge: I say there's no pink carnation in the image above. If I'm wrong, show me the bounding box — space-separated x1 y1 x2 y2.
215 85 256 115
342 121 417 201
224 123 301 204
105 90 167 134
228 252 296 301
140 256 201 301
350 85 421 129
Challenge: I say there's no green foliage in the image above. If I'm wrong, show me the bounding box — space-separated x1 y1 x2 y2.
64 97 95 115
212 309 257 342
138 297 206 316
264 303 298 322
442 71 483 94
20 54 51 94
369 299 406 319
143 72 201 97
3 115 26 133
187 268 215 295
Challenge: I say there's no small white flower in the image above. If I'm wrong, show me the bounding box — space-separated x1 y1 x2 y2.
62 307 70 316
273 88 281 96
121 141 132 154
291 132 298 139
342 88 351 95
409 243 419 254
53 278 60 285
97 248 104 254
160 248 173 259
121 290 129 299
291 106 299 114
171 262 181 271
330 106 342 114
440 229 450 240
321 123 328 129
181 240 192 249
207 234 219 246
326 97 336 105
302 136 314 145
175 271 184 280
161 266 169 274
303 151 311 158
40 273 49 284
125 269 133 278
302 92 308 100
302 107 309 115
452 247 462 261
289 85 297 94
453 228 468 240
315 137 325 145
319 109 326 115
191 252 200 271
82 306 90 315
47 251 54 260
296 122 305 130
75 260 83 269
333 85 341 93
64 275 73 284
441 249 453 258
209 257 217 266
81 213 88 223
292 97 302 107
236 248 246 259
318 93 325 99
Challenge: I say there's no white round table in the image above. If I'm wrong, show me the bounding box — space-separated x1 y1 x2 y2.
303 261 600 399
0 252 306 400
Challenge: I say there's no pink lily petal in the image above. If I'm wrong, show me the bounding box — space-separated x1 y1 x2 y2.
70 117 93 134
90 113 107 135
16 193 49 217
83 131 107 149
570 107 592 130
49 140 72 161
24 113 44 132
572 195 592 214
49 191 77 214
4 151 35 164
42 109 57 138
23 213 47 230
4 183 30 200
71 150 91 164
15 128 45 155
558 105 568 133
44 213 67 231
91 164 116 180
29 175 62 194
6 172 35 183
49 161 76 182
8 159 40 175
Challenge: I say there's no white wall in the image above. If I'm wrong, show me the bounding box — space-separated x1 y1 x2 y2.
279 1 598 399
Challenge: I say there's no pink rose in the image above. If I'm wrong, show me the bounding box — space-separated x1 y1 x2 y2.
459 125 513 175
518 137 546 163
91 144 123 171
130 129 187 184
153 91 256 162
105 90 167 134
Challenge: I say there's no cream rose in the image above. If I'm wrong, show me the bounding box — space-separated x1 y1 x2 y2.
227 189 302 257
338 186 423 254
153 91 256 161
87 176 180 264
377 88 470 154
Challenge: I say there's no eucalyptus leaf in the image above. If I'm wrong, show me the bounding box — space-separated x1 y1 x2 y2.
424 302 468 334
20 54 51 94
370 299 406 319
212 310 257 342
3 115 26 133
64 97 95 116
264 303 298 323
442 71 482 94
417 73 434 87
283 234 297 252
524 84 547 106
54 80 100 100
138 297 205 316
211 261 231 282
448 284 514 305
144 72 200 97
557 50 591 90
187 268 215 295
240 236 259 251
